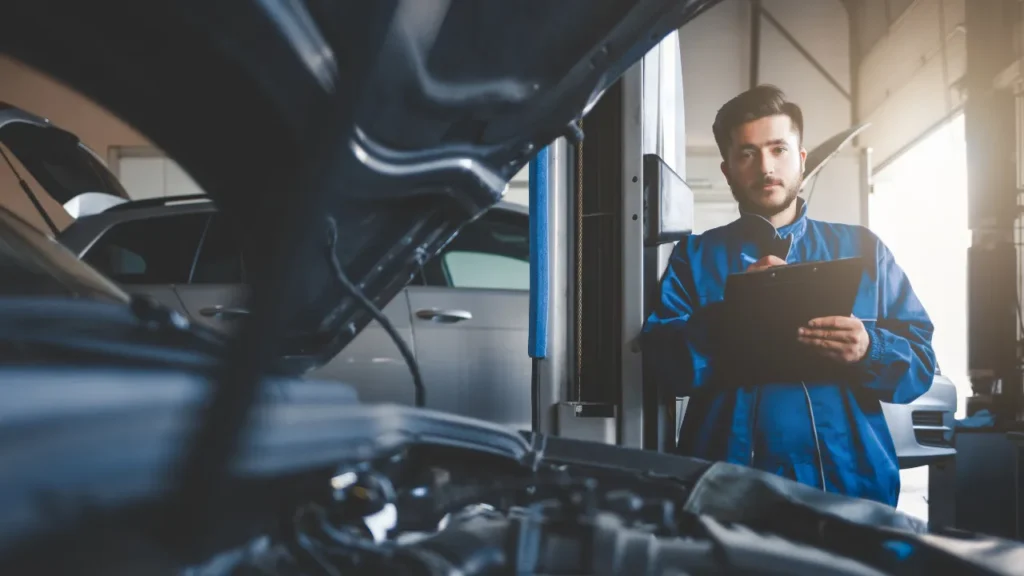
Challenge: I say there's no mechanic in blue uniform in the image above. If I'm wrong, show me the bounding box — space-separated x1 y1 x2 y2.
643 85 935 506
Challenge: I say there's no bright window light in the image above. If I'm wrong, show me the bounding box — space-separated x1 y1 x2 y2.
870 114 969 416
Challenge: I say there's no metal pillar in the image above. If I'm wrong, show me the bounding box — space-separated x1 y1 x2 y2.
624 30 692 450
964 0 1021 422
859 147 872 229
619 61 646 449
641 31 688 452
929 0 1024 539
530 31 691 450
530 139 571 436
749 0 761 89
562 76 622 446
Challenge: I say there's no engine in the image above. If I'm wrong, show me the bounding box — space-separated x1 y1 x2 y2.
183 450 886 576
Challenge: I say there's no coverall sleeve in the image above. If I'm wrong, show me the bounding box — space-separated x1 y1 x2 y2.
641 242 715 397
855 240 937 404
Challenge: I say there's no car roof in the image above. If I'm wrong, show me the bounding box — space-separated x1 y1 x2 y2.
58 199 218 256
70 195 527 227
58 195 528 256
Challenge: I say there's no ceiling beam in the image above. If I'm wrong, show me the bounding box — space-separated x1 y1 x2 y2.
759 7 852 101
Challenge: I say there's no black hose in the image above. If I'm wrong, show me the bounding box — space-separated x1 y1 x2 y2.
325 216 426 407
800 381 827 491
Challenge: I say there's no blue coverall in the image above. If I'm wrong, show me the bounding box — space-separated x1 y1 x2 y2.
643 199 936 506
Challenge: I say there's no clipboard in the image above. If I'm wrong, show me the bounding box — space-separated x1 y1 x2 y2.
719 256 866 381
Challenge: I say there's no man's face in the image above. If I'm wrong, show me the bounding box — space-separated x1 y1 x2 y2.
720 114 806 217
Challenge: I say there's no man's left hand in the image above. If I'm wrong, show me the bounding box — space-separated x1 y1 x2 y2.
797 316 870 364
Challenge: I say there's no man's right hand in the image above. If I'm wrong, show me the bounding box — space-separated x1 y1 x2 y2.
745 255 787 273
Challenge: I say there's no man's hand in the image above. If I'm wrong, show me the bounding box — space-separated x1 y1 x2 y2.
797 315 870 364
745 255 787 273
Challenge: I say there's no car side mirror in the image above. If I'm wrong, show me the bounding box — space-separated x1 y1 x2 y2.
642 154 693 247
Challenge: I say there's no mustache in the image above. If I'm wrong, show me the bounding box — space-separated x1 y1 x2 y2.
760 177 784 186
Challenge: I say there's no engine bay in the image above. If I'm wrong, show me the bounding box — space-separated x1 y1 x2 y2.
0 370 1015 576
182 433 986 576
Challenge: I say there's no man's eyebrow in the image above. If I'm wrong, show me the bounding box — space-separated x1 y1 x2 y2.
738 138 789 150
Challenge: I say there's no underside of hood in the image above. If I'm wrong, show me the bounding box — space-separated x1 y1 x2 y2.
279 0 723 362
1 0 723 366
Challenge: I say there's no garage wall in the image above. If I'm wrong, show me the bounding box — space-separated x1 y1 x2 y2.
0 55 153 231
850 0 966 172
112 148 206 200
680 0 861 232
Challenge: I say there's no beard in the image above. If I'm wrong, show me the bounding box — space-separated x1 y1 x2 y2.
730 175 802 218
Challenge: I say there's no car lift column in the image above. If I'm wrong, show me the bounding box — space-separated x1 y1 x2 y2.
929 0 1024 539
529 138 572 437
530 32 690 451
547 60 647 447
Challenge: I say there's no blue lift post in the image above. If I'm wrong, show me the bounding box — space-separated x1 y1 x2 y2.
528 149 550 362
527 139 572 438
528 149 549 432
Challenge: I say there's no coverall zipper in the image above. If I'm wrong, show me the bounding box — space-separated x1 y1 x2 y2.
801 381 827 492
748 230 826 492
749 386 761 466
749 228 791 468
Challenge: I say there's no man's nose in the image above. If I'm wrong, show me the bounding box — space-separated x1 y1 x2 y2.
758 152 775 176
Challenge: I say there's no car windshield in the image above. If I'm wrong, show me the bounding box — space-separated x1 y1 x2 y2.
0 207 129 303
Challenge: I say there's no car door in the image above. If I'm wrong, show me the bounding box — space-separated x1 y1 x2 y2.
164 214 417 402
79 212 210 316
309 290 418 405
405 206 532 430
172 213 251 333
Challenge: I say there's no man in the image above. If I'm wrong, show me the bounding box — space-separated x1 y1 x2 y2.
643 85 935 506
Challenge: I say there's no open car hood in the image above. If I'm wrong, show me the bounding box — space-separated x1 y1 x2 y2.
4 1 721 364
235 0 723 363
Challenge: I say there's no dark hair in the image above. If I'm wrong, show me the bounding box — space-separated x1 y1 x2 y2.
712 85 804 160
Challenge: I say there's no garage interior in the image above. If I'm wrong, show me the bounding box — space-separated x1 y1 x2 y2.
2 0 1024 545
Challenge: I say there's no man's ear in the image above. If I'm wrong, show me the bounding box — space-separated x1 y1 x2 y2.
720 160 728 179
799 147 807 173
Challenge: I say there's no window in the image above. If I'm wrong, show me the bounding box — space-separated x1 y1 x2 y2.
114 149 206 200
433 210 530 290
191 215 244 284
443 251 529 290
82 213 209 284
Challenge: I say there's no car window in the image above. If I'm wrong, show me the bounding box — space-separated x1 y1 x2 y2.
191 215 244 284
437 210 529 290
443 251 530 290
82 213 209 284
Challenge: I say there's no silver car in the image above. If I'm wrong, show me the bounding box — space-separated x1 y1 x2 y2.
58 194 535 430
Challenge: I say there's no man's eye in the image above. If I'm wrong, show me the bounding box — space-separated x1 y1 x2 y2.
774 147 788 155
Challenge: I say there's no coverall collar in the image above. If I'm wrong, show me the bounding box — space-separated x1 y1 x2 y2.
738 197 809 241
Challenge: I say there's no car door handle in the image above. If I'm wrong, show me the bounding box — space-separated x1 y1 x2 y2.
200 305 251 318
415 308 473 323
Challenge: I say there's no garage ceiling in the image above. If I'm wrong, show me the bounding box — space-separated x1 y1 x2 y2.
844 0 966 172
